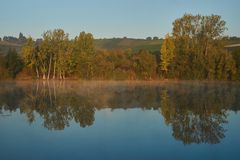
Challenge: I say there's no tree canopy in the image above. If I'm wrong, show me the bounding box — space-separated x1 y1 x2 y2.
0 14 239 81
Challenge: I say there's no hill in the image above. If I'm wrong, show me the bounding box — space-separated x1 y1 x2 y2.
0 41 22 56
0 37 163 56
1 36 240 56
0 32 26 56
94 38 163 52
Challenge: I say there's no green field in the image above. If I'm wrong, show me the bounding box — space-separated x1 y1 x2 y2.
94 38 163 52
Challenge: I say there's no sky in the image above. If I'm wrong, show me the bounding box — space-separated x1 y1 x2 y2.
0 0 239 39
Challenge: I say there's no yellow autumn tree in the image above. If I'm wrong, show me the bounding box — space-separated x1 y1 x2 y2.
160 34 175 74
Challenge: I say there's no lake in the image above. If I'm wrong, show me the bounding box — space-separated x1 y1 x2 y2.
0 81 240 160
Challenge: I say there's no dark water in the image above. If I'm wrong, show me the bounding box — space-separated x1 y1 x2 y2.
0 81 240 160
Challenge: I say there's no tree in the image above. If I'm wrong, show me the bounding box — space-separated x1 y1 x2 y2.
88 49 114 79
231 49 240 80
74 32 95 79
0 55 9 79
74 31 94 55
5 48 23 78
133 49 157 79
146 37 152 40
40 31 52 79
36 29 70 80
21 37 40 78
50 29 69 79
38 41 48 79
18 32 27 44
171 14 236 80
160 34 175 75
3 36 18 43
110 49 135 80
2 24 237 81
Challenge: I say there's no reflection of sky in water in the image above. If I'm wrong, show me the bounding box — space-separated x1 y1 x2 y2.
0 81 240 160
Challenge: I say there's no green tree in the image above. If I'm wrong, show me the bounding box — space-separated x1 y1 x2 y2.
21 37 40 78
41 31 52 79
111 49 135 80
73 32 95 79
171 14 236 80
0 55 9 79
146 37 152 40
51 29 69 79
18 32 27 44
38 42 48 79
74 31 94 55
5 48 23 78
133 49 157 79
231 49 240 80
37 29 70 80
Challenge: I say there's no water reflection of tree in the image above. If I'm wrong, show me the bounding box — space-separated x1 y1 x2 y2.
159 84 238 144
0 83 25 112
107 85 161 109
18 81 95 130
0 82 240 145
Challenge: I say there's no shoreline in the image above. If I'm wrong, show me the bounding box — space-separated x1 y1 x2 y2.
1 79 240 86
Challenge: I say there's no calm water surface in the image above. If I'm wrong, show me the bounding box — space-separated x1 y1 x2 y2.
0 81 240 160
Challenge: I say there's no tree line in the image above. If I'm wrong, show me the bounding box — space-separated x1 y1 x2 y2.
0 14 240 80
1 32 27 44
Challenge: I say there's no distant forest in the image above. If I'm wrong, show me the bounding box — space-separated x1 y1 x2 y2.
0 13 240 80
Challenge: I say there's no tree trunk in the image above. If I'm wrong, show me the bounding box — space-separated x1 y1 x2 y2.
59 70 62 80
35 66 39 79
47 54 52 79
53 61 56 79
63 71 65 79
204 39 208 56
43 73 46 80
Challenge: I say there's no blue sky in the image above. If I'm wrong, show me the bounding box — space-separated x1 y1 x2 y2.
0 0 239 39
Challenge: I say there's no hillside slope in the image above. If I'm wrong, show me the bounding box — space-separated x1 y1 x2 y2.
94 38 163 52
1 37 239 56
0 41 22 56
